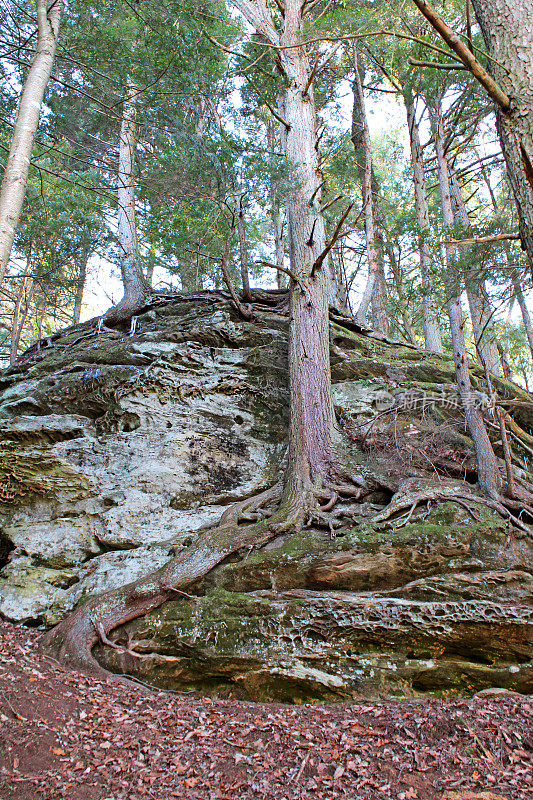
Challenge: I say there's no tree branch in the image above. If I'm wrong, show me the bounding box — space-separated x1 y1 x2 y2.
242 74 291 128
319 193 343 213
410 0 510 110
444 232 520 246
261 260 298 283
311 203 354 276
409 58 468 70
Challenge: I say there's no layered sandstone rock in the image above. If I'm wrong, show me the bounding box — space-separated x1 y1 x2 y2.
0 297 531 699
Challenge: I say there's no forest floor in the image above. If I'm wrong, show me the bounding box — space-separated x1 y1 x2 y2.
0 621 531 800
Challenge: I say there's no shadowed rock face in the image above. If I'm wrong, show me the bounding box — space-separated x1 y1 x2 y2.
0 298 532 700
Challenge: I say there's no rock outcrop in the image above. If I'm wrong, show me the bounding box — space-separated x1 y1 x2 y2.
0 297 531 699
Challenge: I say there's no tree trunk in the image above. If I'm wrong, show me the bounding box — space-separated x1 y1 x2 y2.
430 100 502 498
236 194 253 302
277 0 338 492
464 282 502 376
447 170 502 376
265 116 287 289
404 90 443 353
351 55 382 329
274 208 286 289
72 248 89 325
0 0 63 286
371 261 390 335
10 276 33 364
512 271 533 360
386 239 417 344
104 77 150 323
145 242 156 288
326 250 348 313
472 0 533 277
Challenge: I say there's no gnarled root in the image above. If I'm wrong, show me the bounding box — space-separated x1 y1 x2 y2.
38 480 332 679
372 478 532 534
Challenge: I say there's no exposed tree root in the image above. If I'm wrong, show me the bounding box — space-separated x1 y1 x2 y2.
40 473 369 680
371 478 532 534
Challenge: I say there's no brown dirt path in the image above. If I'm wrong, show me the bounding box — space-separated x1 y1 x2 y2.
0 621 531 800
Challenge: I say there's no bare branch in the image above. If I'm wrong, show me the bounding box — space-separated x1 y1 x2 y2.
319 193 343 213
409 58 468 70
311 203 354 276
261 260 298 283
309 180 325 205
445 232 520 246
242 74 291 128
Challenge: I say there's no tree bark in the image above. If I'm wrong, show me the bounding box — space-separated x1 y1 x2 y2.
512 271 533 361
386 239 417 344
472 0 533 277
10 275 34 364
430 100 502 498
104 77 150 323
351 55 387 332
0 0 63 287
447 170 502 376
72 248 89 325
404 90 443 353
236 194 253 302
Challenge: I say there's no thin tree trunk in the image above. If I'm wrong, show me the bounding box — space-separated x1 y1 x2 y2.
430 100 502 498
371 259 390 334
10 275 33 364
236 194 252 302
274 210 286 289
386 240 417 343
0 0 63 286
326 250 348 313
472 0 533 277
352 55 380 327
145 242 156 288
72 248 89 325
448 170 502 376
404 90 443 353
480 156 532 368
512 271 533 360
266 117 287 290
497 340 513 381
105 77 150 323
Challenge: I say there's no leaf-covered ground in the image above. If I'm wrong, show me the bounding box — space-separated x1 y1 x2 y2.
0 621 531 800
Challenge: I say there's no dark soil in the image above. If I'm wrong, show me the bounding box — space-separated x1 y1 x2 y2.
0 621 531 800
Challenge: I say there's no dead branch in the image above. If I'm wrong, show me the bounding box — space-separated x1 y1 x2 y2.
242 74 291 129
311 202 354 276
306 218 318 247
309 180 325 205
302 54 321 97
409 58 468 71
320 193 343 213
261 260 299 283
445 232 520 246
